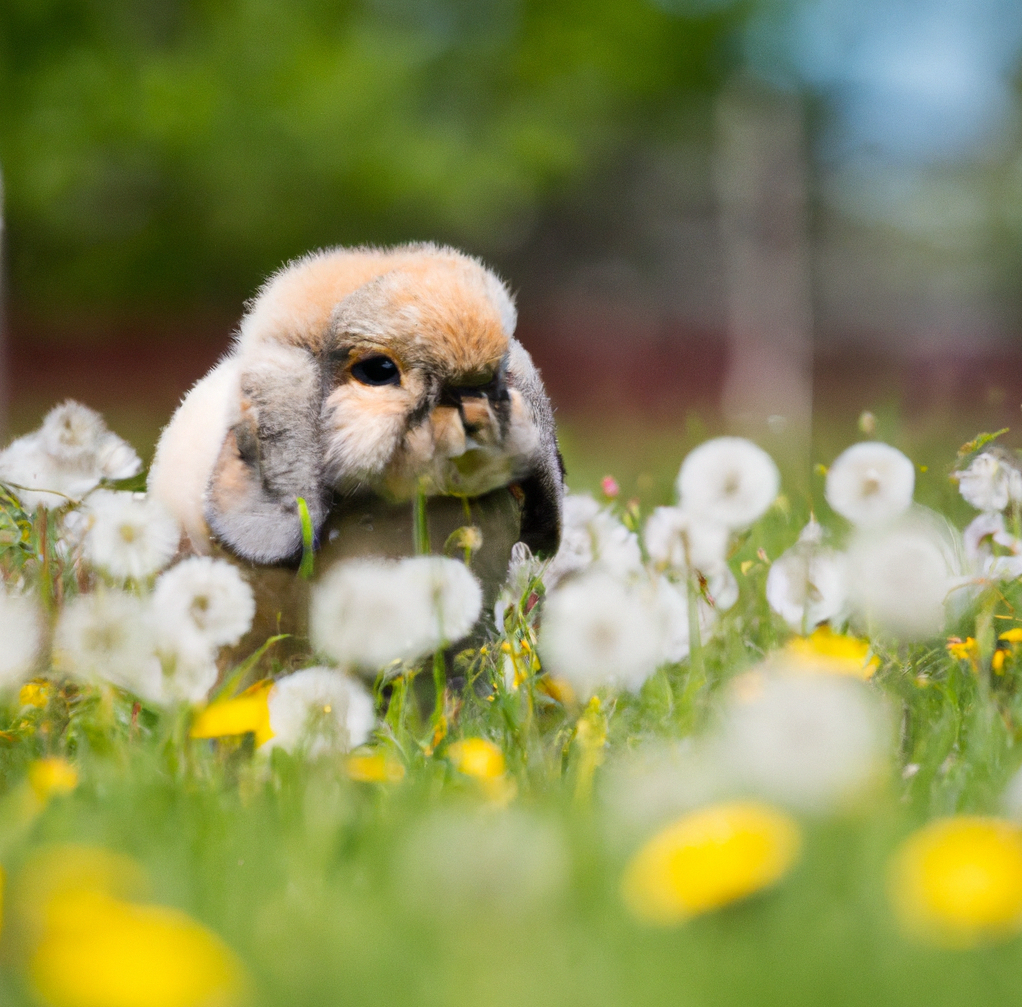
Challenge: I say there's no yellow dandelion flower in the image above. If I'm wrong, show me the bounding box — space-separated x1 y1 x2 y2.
27 759 78 803
538 675 576 706
447 738 505 779
30 888 247 1007
889 816 1022 948
345 751 406 784
621 801 802 925
190 680 274 748
19 680 51 709
993 649 1008 674
947 637 979 667
783 626 879 679
1000 628 1022 644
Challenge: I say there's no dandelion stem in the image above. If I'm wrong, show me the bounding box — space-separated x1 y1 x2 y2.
36 507 53 613
296 497 315 579
685 572 705 700
432 649 446 730
413 484 430 556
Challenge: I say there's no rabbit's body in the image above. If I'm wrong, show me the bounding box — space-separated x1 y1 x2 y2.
150 243 563 581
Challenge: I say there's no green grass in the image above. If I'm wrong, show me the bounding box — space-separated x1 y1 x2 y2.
2 422 1022 1006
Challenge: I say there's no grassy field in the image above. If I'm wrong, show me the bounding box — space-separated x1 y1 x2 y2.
0 395 1021 1006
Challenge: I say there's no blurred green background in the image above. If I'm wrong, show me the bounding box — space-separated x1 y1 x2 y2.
2 0 1022 495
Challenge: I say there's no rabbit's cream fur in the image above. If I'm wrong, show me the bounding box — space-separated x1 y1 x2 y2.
149 244 563 565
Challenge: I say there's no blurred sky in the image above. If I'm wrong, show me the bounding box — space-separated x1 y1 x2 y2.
748 0 1022 162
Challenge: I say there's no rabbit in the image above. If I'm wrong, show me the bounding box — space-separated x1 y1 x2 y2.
149 244 564 587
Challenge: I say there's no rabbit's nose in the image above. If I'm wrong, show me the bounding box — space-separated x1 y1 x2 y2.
458 396 499 445
430 405 467 459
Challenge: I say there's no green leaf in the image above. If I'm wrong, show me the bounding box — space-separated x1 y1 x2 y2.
296 496 315 580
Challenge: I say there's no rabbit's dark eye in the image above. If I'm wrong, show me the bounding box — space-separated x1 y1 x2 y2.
351 355 400 387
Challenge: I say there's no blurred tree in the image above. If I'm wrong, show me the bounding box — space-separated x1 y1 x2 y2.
0 0 746 313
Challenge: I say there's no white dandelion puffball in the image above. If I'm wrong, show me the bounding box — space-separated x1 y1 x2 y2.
39 400 110 466
152 557 256 651
766 522 847 632
705 564 739 613
96 431 143 481
825 441 915 527
53 591 158 697
0 435 85 511
962 512 1022 582
83 491 180 581
677 437 780 530
600 740 732 840
397 809 568 916
955 452 1022 513
494 542 544 627
264 667 375 756
311 556 482 671
643 506 729 575
544 494 643 587
156 633 219 706
539 571 664 695
0 401 141 511
0 591 43 688
649 576 719 665
720 672 889 812
846 518 956 640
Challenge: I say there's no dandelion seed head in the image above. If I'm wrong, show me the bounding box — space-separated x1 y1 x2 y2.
643 506 729 575
152 557 255 651
825 441 915 527
156 633 219 706
416 556 484 644
311 556 482 672
96 432 143 481
766 523 847 632
544 495 643 587
847 517 956 640
676 437 779 531
264 667 375 756
0 436 84 510
719 672 888 813
539 571 664 695
53 591 159 698
962 512 1022 582
39 401 108 467
493 541 543 626
83 491 180 581
601 740 733 841
0 401 141 510
0 590 43 688
649 576 720 665
955 452 1022 513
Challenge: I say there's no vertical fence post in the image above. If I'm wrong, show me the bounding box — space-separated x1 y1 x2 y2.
714 81 814 496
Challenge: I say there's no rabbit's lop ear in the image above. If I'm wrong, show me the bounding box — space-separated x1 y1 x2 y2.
506 340 565 558
205 344 327 564
517 451 565 558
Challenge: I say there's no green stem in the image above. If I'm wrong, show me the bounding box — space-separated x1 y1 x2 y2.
461 496 472 565
684 573 706 702
432 649 446 727
385 674 409 744
296 497 315 579
36 507 53 614
413 485 430 556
